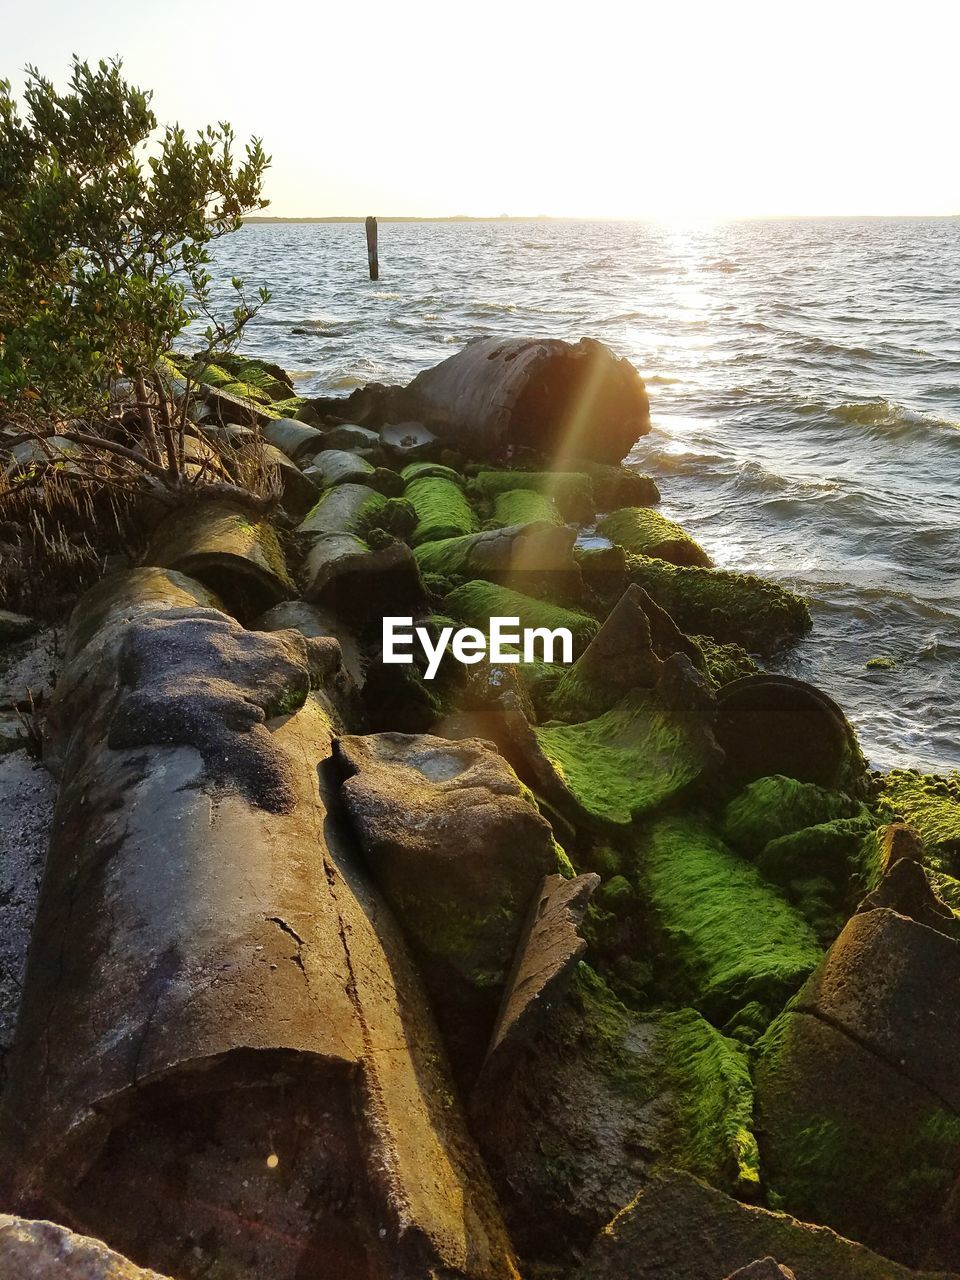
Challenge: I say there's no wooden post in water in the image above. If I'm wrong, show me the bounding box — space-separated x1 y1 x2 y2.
365 216 379 280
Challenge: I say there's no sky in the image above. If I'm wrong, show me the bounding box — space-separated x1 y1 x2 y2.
3 0 959 219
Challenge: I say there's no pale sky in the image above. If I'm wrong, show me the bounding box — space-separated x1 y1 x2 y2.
3 0 959 218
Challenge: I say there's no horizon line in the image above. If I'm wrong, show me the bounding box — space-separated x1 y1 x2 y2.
243 212 960 224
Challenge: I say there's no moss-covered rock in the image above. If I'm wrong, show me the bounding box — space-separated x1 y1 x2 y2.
721 776 863 858
405 475 477 546
509 657 722 829
625 554 811 654
875 769 960 866
414 521 579 582
444 580 599 650
757 814 878 890
634 814 823 1019
492 488 563 527
400 460 465 484
599 507 712 567
298 483 385 537
471 470 596 522
579 460 661 510
693 634 762 687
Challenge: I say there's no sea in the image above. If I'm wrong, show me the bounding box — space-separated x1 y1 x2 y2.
209 218 960 774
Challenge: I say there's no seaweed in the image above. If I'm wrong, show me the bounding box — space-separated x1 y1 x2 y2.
405 476 477 547
599 507 712 567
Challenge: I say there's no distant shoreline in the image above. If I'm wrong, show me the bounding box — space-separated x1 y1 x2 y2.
242 213 959 225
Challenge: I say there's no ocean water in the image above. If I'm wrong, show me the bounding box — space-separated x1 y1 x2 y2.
209 218 960 774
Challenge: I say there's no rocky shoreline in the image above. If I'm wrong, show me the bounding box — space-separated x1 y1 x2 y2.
1 335 959 1279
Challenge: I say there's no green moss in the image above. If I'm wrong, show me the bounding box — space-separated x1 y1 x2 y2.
400 461 465 484
722 775 863 858
215 353 293 400
572 966 759 1194
443 580 598 648
625 553 811 653
533 689 713 827
471 469 596 521
635 814 823 1018
876 769 960 865
405 475 476 546
757 1008 960 1260
599 507 712 567
492 488 563 527
354 496 416 541
576 460 661 509
866 655 896 670
757 814 878 889
692 634 761 686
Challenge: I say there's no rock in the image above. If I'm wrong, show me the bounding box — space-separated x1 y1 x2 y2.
715 676 868 794
792 907 960 1112
380 420 440 461
400 460 465 484
472 966 759 1257
298 482 386 536
632 814 823 1019
755 1004 960 1271
60 566 224 664
397 336 650 463
323 422 381 451
0 753 54 1083
2 436 83 479
299 532 425 627
875 770 960 862
507 656 723 830
724 1261 796 1280
406 474 477 546
598 507 712 567
481 872 599 1078
261 416 329 461
144 500 295 619
579 460 661 510
0 1216 173 1278
195 380 276 427
1 584 517 1280
443 580 599 653
0 720 23 754
255 599 364 689
471 470 597 523
577 1168 950 1280
335 732 561 1014
416 521 581 589
721 775 863 858
490 487 564 527
257 440 319 513
0 611 37 643
624 554 811 655
856 855 956 933
305 447 376 487
878 821 926 869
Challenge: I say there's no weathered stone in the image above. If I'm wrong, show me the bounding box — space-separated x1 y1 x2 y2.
258 440 320 512
414 520 580 586
323 423 381 451
473 967 759 1257
397 336 650 462
755 1005 960 1270
0 1216 173 1278
879 821 926 869
196 381 276 427
306 448 376 487
256 599 364 689
298 482 383 537
2 436 83 479
300 532 425 625
336 732 559 1001
380 420 440 461
262 416 329 461
145 501 295 618
0 611 38 643
857 856 956 933
598 506 712 567
1 591 517 1280
506 655 723 829
724 1260 796 1280
793 907 960 1112
716 675 867 795
577 1168 949 1280
482 872 599 1076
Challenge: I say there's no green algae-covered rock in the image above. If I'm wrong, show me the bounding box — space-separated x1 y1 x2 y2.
492 488 563 527
579 460 661 510
444 580 599 650
599 507 712 567
756 1006 960 1271
405 475 477 546
298 482 385 536
721 776 863 858
471 470 596 522
415 522 578 581
876 769 960 864
473 964 759 1256
757 814 878 889
517 673 720 829
692 634 761 687
625 554 811 654
400 460 465 485
635 815 823 1018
